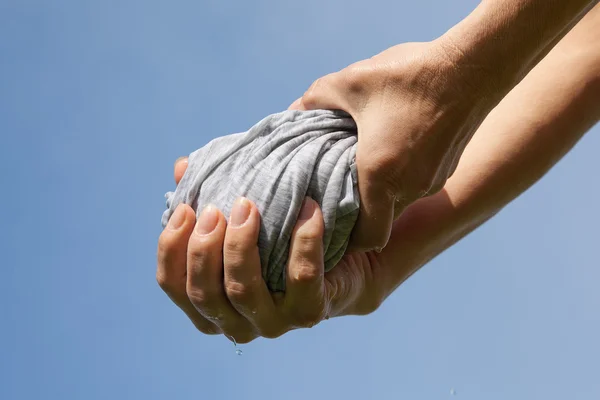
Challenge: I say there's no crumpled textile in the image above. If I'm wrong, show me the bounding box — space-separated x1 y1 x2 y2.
161 109 359 291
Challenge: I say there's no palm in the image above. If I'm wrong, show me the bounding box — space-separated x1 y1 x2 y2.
324 250 386 317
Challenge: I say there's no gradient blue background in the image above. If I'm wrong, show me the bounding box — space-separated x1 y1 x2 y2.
1 1 598 399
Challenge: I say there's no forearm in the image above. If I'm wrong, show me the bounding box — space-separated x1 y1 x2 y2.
380 5 600 295
439 0 597 107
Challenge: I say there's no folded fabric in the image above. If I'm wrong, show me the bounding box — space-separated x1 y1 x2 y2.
161 109 360 291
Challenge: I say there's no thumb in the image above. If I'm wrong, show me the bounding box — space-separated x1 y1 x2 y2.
301 71 396 252
348 172 396 253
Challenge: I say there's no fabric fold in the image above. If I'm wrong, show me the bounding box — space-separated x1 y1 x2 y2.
161 109 360 291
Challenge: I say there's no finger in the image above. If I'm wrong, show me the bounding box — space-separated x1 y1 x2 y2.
174 157 188 185
284 197 327 328
287 97 305 110
186 204 257 343
223 197 284 339
157 204 220 335
349 180 396 252
347 149 397 253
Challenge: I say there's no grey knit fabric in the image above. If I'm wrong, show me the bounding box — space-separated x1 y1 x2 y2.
161 109 359 291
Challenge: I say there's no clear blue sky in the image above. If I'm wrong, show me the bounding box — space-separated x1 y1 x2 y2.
1 1 599 399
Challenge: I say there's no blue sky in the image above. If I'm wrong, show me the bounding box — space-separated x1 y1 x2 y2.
1 1 598 399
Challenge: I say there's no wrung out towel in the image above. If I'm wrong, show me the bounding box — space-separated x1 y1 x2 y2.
161 109 360 291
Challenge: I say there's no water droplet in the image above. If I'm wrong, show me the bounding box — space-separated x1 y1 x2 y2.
206 313 223 321
251 309 257 314
226 335 242 356
450 388 457 396
227 335 237 346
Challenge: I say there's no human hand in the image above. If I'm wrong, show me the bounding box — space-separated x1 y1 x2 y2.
290 39 497 252
156 158 387 343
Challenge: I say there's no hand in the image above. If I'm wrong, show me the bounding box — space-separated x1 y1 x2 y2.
156 158 387 343
290 39 495 252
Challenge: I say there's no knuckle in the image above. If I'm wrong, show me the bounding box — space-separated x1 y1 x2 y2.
224 235 251 258
187 246 211 269
302 72 338 107
294 219 324 242
186 288 215 311
291 235 322 262
223 252 245 273
225 280 258 306
289 260 320 286
155 271 172 292
302 77 325 103
301 90 319 109
341 63 370 95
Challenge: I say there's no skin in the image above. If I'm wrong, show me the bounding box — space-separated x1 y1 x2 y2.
289 0 597 252
157 4 600 343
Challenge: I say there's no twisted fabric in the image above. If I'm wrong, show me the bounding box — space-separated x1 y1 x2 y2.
162 109 360 291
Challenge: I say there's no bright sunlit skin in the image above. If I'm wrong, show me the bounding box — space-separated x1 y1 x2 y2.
157 171 386 343
157 3 600 343
289 0 597 253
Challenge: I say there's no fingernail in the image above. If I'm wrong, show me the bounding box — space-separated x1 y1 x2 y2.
298 197 316 221
168 204 186 230
195 205 219 235
174 156 188 167
230 197 251 227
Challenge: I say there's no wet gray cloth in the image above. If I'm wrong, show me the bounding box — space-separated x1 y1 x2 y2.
161 109 359 291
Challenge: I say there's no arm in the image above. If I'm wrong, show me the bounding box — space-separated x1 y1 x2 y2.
442 0 598 104
156 4 600 341
290 0 597 255
379 4 600 297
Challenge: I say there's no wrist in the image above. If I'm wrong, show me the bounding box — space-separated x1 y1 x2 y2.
431 34 506 113
436 0 596 107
